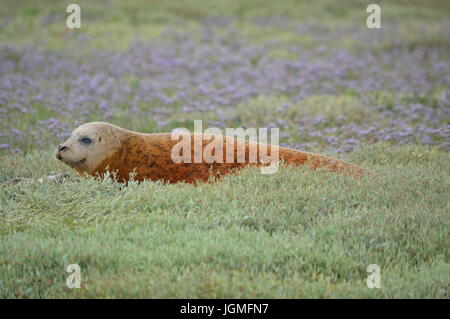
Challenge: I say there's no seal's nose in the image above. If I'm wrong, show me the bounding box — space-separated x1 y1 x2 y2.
58 145 69 152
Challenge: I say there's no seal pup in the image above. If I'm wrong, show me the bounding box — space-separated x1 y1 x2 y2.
55 122 369 184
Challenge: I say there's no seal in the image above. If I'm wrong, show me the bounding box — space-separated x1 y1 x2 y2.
55 122 369 184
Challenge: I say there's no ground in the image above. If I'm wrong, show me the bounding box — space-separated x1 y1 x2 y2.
0 0 449 298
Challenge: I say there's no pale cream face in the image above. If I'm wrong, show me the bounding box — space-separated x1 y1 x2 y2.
55 122 123 174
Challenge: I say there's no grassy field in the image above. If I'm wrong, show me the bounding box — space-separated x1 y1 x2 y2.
0 0 449 298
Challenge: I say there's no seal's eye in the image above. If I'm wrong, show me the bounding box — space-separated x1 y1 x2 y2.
79 137 92 145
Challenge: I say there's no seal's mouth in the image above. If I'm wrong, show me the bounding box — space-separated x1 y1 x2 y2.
66 158 87 167
57 155 87 168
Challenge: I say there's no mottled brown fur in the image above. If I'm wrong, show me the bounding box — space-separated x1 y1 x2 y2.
56 123 369 184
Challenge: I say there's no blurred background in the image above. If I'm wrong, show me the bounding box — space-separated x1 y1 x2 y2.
0 0 449 155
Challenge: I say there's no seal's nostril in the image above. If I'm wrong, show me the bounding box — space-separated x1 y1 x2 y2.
58 145 69 152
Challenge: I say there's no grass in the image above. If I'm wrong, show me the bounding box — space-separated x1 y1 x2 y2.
1 0 450 51
0 144 449 298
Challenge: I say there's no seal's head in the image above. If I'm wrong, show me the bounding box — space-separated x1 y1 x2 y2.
55 122 126 174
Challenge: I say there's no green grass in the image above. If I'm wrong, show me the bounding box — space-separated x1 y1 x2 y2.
1 0 449 299
1 0 450 51
1 144 449 298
